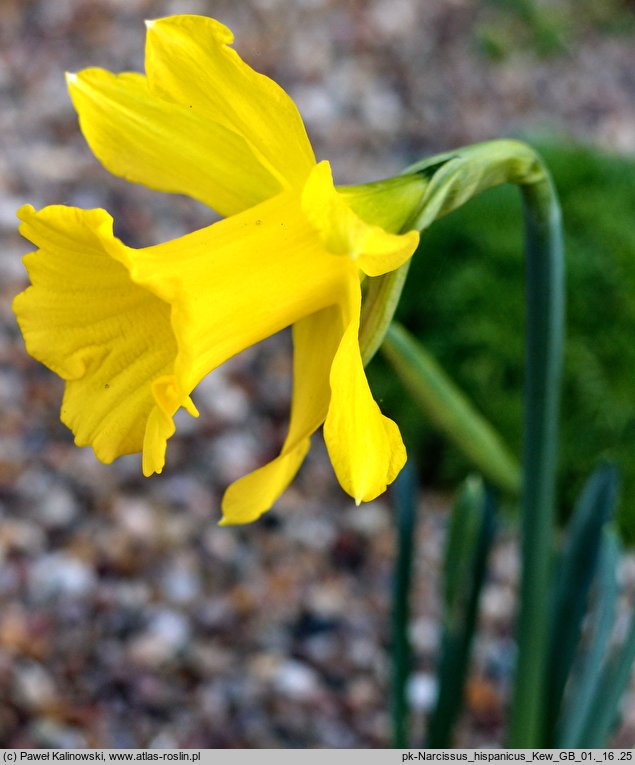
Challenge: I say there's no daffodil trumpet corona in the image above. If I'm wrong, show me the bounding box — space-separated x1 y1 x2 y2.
13 15 561 532
13 14 435 524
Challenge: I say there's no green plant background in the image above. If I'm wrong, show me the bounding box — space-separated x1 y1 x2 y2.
369 142 635 539
476 0 635 60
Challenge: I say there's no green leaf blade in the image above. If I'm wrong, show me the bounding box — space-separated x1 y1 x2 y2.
382 322 520 495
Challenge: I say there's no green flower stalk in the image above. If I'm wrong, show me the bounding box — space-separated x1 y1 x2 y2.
361 140 564 746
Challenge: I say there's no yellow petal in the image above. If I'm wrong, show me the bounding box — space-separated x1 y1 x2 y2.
13 204 180 466
121 187 355 401
15 177 361 477
14 161 408 506
302 161 419 276
145 15 315 193
220 440 311 527
220 304 344 525
67 69 282 216
323 278 407 503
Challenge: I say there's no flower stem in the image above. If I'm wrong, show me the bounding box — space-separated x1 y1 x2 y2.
509 174 564 746
360 140 564 746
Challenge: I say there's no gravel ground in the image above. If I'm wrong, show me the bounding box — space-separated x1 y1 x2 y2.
1 0 635 748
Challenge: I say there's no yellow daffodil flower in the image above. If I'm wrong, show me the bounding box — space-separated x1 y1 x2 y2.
14 15 424 524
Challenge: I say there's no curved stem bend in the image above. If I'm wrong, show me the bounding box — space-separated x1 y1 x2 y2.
360 139 564 746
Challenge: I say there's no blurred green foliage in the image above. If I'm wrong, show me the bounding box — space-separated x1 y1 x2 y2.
476 0 635 59
369 142 635 538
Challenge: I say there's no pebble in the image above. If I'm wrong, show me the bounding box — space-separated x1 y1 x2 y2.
36 484 79 529
29 553 96 601
192 367 250 423
127 608 191 667
0 517 46 556
28 718 87 749
11 661 58 712
159 554 202 605
272 659 321 701
111 495 159 543
407 672 438 712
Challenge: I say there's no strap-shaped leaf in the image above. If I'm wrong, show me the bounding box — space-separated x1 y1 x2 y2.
426 476 496 747
382 322 520 495
557 526 620 747
579 540 635 746
545 464 620 743
390 462 419 748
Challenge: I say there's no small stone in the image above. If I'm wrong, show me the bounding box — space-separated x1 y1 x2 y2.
0 518 46 555
347 676 378 709
272 660 320 701
305 582 348 623
28 718 86 748
127 608 191 666
111 495 158 542
29 553 96 600
193 367 249 423
407 672 438 712
36 484 79 529
345 500 390 536
160 554 202 605
209 430 261 484
409 616 439 654
287 515 335 551
465 675 504 724
0 604 30 653
12 661 58 712
480 584 516 627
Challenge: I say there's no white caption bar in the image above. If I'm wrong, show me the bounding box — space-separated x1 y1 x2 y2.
1 751 633 765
